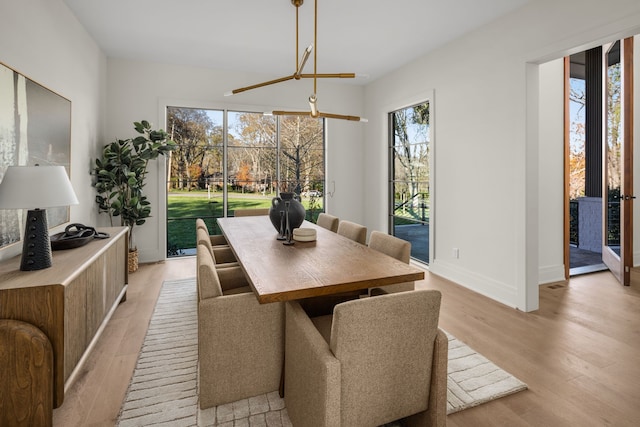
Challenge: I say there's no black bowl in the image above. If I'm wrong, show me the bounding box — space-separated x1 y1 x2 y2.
50 232 94 250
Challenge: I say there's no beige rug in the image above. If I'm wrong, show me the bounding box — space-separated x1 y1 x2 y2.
446 333 527 414
117 278 527 426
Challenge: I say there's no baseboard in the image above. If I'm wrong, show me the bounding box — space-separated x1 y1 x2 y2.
429 259 519 309
630 267 640 287
538 265 565 285
138 247 164 264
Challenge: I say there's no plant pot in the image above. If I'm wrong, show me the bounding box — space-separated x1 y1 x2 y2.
128 249 139 273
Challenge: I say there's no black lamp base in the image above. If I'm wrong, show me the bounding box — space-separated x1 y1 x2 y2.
20 209 52 271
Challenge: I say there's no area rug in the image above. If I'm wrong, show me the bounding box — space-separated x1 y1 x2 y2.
117 278 527 426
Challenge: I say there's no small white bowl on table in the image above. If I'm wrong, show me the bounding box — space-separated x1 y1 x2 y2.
292 227 317 242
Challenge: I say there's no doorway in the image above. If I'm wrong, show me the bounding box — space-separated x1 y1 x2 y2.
565 37 634 284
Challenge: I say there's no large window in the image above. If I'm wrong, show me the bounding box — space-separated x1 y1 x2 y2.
389 101 430 264
166 107 325 257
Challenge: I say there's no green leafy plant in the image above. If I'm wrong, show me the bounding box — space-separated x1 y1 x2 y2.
94 120 176 250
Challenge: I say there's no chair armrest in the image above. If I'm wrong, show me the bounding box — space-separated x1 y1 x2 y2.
430 328 448 425
406 327 448 427
284 301 341 426
216 266 249 292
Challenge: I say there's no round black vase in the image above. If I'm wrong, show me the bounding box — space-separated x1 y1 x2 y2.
269 192 305 232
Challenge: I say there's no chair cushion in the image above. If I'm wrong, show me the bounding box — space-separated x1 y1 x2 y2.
216 266 250 292
212 246 237 264
209 234 228 246
223 285 252 295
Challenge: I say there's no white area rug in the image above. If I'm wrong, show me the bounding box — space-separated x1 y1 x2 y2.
446 333 527 414
117 279 199 426
117 279 527 426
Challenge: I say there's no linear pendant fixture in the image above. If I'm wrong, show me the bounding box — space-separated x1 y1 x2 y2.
225 0 368 124
264 0 367 122
225 0 362 96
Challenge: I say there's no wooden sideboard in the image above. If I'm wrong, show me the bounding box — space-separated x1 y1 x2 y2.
0 226 128 409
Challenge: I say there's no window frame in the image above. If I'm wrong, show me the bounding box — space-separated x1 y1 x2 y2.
161 103 326 258
386 92 435 266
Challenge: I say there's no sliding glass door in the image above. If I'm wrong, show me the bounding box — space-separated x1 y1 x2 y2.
165 107 325 257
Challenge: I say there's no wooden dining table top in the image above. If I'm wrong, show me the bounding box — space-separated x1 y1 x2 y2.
217 215 425 303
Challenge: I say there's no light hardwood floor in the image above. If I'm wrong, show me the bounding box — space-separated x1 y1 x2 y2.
53 257 640 426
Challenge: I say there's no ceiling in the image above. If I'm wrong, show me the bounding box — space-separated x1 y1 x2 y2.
63 0 530 84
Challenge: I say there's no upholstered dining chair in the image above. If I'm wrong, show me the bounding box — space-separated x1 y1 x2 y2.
196 226 237 266
301 218 367 316
336 220 367 244
195 217 228 246
368 230 414 294
284 290 447 427
197 242 284 409
316 212 339 232
234 208 270 216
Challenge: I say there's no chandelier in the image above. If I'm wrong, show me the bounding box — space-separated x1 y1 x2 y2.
227 0 367 122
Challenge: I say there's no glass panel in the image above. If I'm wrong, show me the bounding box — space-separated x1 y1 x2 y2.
227 112 277 216
568 76 586 251
166 107 224 256
390 101 430 264
569 77 586 199
279 115 325 221
606 41 622 256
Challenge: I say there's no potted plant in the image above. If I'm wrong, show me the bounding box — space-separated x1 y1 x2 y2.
93 120 176 272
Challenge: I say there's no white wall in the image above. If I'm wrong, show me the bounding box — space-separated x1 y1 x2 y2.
363 0 640 311
538 59 565 284
0 0 106 262
105 59 365 262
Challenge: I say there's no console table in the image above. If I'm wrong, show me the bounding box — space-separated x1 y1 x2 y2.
0 226 128 410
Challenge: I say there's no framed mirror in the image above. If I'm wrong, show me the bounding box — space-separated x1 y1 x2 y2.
0 62 71 249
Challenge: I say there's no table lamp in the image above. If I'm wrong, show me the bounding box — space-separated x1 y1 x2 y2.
0 165 79 271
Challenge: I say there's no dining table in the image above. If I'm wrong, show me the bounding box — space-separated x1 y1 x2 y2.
217 215 425 304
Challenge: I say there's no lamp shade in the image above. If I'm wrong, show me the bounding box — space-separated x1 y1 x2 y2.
0 165 79 209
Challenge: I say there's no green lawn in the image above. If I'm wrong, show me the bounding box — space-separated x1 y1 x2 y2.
167 192 323 256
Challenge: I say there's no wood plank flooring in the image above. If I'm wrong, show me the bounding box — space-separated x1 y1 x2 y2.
53 258 640 426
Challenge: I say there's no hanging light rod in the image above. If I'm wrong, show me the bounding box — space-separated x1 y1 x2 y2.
265 110 368 122
225 73 358 97
224 0 365 97
266 0 367 122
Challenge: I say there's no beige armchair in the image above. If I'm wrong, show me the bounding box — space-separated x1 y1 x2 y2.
195 217 228 246
197 242 285 409
316 212 339 232
300 219 368 317
284 290 447 427
336 220 367 244
368 230 414 294
196 225 237 266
